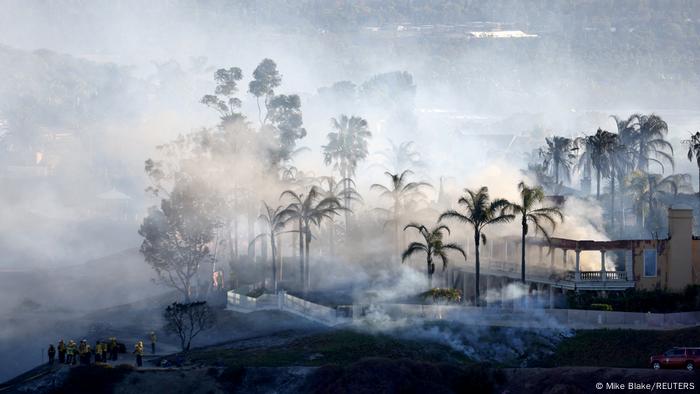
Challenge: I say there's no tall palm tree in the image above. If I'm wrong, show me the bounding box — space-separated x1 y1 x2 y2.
322 115 372 229
439 187 514 305
281 186 343 291
607 137 633 229
576 129 616 199
539 136 576 187
402 223 466 288
510 182 563 283
628 114 674 173
626 171 692 231
682 131 700 203
254 202 289 292
371 170 432 260
379 139 425 173
318 176 361 256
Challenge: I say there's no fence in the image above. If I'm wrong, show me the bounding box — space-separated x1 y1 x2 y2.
228 289 700 330
226 290 345 326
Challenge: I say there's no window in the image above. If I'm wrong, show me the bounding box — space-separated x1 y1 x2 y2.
643 249 657 277
666 349 684 356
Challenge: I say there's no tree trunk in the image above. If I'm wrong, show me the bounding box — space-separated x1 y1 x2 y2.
304 229 311 292
271 234 277 293
247 205 256 260
298 218 304 290
596 169 601 200
610 174 616 229
394 198 400 262
329 221 335 257
521 219 527 283
474 232 481 306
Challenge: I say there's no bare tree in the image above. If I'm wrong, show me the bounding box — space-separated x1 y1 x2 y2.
163 301 216 351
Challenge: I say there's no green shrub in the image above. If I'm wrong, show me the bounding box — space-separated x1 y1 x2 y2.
420 288 462 303
246 287 265 298
590 303 613 311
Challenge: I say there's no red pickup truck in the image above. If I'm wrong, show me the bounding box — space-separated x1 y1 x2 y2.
650 347 700 371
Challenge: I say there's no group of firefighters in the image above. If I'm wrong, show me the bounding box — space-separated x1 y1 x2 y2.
47 332 157 368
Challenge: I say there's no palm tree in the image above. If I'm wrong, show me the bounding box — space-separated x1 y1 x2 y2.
254 202 289 292
379 139 425 173
510 182 563 283
607 137 633 229
439 187 514 305
318 176 361 256
539 136 576 188
628 114 674 173
322 115 372 229
402 223 466 288
281 186 343 291
371 170 432 260
682 131 700 203
576 129 616 199
626 171 692 231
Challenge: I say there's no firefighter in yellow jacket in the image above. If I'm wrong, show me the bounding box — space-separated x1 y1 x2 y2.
108 337 118 361
134 341 144 367
78 340 87 365
94 341 103 363
57 340 66 364
66 340 77 365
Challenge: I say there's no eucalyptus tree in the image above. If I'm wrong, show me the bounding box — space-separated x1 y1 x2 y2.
318 176 361 256
139 178 221 302
254 202 290 292
682 131 700 203
510 182 563 283
539 136 576 187
370 170 432 259
627 171 692 231
200 67 244 124
322 115 372 226
280 186 343 291
248 58 281 126
402 223 466 288
628 114 674 173
439 187 514 305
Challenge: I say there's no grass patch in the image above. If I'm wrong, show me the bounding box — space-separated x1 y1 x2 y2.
186 329 472 368
540 326 700 368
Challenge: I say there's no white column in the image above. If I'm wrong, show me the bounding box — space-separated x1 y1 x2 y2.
600 250 607 281
562 249 568 271
575 249 581 281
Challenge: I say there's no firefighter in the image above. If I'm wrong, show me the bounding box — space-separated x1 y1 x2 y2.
84 342 91 365
78 340 86 365
94 341 103 362
48 344 56 365
133 341 144 367
57 340 66 364
109 337 118 361
149 331 157 355
66 340 76 365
